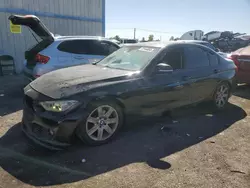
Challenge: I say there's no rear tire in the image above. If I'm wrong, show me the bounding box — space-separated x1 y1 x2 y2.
76 100 124 146
212 82 231 110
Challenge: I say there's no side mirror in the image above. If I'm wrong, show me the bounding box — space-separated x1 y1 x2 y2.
155 63 173 74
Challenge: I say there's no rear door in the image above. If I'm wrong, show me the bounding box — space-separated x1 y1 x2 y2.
71 40 104 65
183 46 217 103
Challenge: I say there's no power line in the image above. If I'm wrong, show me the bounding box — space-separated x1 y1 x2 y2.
108 28 183 34
136 28 183 34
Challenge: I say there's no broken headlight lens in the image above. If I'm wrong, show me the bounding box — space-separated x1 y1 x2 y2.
39 100 79 112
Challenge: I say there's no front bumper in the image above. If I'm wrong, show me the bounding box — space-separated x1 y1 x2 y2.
22 106 79 150
22 89 83 150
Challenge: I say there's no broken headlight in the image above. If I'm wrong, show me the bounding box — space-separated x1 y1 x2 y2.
39 100 79 112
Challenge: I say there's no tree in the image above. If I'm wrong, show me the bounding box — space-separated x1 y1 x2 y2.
114 35 121 42
110 35 121 42
148 34 154 41
169 36 174 41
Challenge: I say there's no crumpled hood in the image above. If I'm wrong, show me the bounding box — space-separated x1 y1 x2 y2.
30 64 132 99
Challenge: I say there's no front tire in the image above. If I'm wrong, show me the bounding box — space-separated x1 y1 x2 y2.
76 100 124 146
212 82 231 110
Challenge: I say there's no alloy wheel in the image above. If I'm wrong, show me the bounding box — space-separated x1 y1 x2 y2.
86 105 119 141
215 84 229 108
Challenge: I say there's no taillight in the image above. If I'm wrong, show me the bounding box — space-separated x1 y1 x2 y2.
34 75 41 78
35 54 50 64
228 55 240 66
227 55 239 72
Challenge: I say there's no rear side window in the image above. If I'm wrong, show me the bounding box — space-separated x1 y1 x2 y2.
57 40 90 54
92 41 119 56
184 46 210 69
58 40 119 56
208 52 219 66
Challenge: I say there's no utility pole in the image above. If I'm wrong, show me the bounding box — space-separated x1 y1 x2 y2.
134 28 136 39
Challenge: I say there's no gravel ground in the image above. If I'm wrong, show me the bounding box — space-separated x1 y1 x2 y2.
0 75 250 188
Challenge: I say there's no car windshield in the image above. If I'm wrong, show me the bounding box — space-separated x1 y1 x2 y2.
96 46 160 71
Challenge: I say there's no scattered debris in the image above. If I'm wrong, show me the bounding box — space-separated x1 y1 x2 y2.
206 114 213 117
199 136 204 139
161 126 172 132
0 94 4 97
186 134 191 137
81 158 86 163
172 120 179 124
210 141 216 144
219 132 225 136
230 170 246 175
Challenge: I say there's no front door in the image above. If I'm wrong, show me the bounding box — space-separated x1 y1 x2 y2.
124 47 193 116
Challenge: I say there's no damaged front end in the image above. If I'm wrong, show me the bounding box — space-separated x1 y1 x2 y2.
22 85 85 150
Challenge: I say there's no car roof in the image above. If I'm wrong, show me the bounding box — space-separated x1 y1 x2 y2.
123 40 209 48
178 40 209 44
54 35 113 42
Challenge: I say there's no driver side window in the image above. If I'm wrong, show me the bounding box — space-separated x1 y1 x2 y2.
161 48 184 70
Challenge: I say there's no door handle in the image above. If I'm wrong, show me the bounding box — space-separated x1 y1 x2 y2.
182 76 192 81
214 69 219 73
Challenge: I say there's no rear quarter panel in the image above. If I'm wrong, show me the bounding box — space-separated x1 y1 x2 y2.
217 58 236 88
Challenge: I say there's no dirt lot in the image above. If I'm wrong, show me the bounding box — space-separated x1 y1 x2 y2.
0 75 250 188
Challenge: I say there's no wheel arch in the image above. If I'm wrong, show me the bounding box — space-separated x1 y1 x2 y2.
88 95 126 113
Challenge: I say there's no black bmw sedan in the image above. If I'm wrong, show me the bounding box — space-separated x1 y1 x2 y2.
22 42 236 149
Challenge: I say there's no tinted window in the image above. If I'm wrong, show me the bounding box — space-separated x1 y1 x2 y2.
93 41 119 56
184 47 210 69
162 48 183 70
208 52 219 66
58 40 119 56
57 40 90 54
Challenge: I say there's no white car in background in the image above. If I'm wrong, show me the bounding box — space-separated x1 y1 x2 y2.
9 15 120 84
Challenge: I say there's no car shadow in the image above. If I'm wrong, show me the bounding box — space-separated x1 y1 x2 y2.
0 102 247 186
233 84 250 100
0 76 24 116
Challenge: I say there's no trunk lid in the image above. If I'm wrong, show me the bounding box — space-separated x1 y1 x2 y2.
9 15 54 40
232 46 250 72
9 15 54 70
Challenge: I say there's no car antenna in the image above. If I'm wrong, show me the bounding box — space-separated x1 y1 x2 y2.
28 27 39 43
